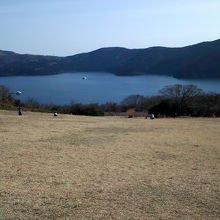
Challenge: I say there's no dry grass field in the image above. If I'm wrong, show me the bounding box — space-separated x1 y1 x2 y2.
0 110 219 220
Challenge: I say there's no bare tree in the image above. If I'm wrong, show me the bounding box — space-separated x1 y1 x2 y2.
159 84 203 115
121 95 144 108
0 85 12 103
24 98 40 109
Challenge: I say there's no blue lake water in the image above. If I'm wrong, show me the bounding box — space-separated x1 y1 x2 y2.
0 72 220 104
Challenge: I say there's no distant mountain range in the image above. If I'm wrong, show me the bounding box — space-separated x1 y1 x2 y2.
0 39 220 78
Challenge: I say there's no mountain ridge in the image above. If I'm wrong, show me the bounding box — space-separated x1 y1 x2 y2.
0 39 220 78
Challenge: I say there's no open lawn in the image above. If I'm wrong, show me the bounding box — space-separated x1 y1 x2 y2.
0 110 219 219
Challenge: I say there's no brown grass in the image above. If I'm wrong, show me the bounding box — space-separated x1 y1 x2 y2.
0 110 219 220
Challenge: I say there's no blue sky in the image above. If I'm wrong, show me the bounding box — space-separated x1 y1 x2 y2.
1 0 220 56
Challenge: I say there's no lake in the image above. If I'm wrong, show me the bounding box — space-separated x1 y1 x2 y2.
0 72 220 104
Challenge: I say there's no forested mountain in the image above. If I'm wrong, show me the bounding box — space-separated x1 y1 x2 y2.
0 39 220 78
0 50 62 75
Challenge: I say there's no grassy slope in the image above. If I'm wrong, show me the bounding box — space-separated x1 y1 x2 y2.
0 110 219 219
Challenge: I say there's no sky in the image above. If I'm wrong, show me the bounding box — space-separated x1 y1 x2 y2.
0 0 220 56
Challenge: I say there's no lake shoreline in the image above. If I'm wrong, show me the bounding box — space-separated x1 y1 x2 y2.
1 71 220 80
1 72 220 105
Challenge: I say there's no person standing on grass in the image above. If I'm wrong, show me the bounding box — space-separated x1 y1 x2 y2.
18 107 22 116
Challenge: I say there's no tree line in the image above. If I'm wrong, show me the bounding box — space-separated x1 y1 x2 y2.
0 84 220 117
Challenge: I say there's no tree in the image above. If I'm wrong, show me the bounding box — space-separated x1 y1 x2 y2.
24 98 40 109
101 102 121 112
158 84 203 115
149 99 176 117
0 85 12 103
121 95 145 111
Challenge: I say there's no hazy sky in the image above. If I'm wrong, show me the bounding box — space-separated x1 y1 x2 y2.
1 0 220 56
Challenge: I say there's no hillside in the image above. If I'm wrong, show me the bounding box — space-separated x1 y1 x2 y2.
0 110 219 219
0 39 220 78
0 50 62 76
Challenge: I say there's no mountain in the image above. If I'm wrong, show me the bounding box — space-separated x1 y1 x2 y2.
0 50 62 76
0 39 220 78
